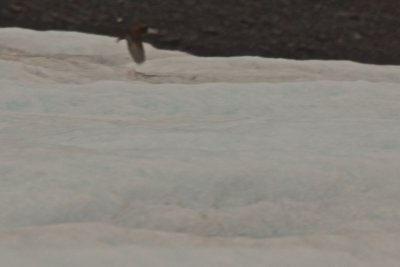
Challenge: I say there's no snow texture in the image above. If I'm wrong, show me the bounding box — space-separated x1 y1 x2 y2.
1 28 400 266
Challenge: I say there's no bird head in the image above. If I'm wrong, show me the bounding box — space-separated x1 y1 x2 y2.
117 25 159 42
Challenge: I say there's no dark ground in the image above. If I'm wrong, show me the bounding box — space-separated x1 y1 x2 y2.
1 0 400 65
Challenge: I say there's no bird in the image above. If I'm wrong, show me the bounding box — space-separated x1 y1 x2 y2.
117 25 158 64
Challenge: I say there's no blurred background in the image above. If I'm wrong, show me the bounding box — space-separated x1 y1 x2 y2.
1 0 399 65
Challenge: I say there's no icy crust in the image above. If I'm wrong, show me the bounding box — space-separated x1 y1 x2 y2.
0 28 400 266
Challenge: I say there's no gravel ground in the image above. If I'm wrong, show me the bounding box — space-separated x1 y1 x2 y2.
1 0 400 64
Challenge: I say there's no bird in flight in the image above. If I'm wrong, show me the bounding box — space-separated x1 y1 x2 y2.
117 25 159 64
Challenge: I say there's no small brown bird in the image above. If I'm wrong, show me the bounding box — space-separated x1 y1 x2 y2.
117 25 158 64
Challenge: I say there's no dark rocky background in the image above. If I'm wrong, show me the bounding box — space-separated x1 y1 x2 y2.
1 0 399 65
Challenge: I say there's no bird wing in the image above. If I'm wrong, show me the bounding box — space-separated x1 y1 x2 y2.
126 36 145 64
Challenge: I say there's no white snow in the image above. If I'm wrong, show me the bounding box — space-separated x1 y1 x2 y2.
0 27 400 266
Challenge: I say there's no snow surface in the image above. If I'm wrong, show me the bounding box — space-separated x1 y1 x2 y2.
1 27 400 266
